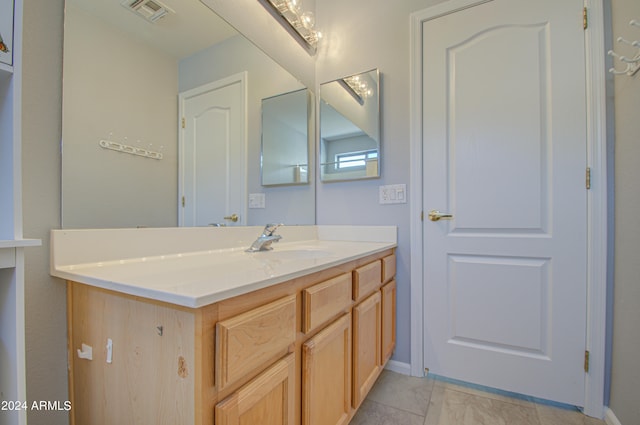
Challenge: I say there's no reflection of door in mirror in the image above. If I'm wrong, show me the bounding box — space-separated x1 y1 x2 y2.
179 73 246 227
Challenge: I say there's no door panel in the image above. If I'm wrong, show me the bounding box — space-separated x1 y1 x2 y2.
448 255 550 355
422 0 587 405
450 25 550 234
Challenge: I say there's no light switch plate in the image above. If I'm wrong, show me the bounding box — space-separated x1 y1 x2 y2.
379 184 407 204
249 193 266 209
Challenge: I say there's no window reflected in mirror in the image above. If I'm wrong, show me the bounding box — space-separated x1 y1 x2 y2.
261 88 311 186
320 69 380 182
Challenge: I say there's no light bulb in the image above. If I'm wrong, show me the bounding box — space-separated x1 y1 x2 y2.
286 0 302 14
301 11 315 29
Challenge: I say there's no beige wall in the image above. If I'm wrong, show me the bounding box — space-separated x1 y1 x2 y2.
21 0 68 424
609 0 640 423
62 2 178 229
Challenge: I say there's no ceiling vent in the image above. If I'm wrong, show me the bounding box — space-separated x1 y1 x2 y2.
120 0 174 23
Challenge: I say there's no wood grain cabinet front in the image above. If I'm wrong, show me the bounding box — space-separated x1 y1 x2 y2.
382 254 396 284
353 260 382 302
302 314 352 425
381 279 397 363
302 273 352 334
352 290 382 408
216 294 297 391
67 248 396 425
215 353 296 425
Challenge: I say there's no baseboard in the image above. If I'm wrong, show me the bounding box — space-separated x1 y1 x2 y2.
384 359 411 375
604 407 622 425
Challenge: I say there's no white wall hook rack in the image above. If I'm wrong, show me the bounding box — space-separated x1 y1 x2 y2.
608 19 640 76
99 139 163 160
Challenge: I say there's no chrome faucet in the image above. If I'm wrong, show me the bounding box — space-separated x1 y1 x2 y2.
246 223 283 252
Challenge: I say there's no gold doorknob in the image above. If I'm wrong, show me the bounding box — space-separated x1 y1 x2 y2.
428 210 453 222
224 213 239 222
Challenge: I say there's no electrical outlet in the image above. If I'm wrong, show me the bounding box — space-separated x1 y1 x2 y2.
249 193 265 209
379 184 407 204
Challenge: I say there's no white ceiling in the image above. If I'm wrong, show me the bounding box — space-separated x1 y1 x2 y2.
69 0 238 60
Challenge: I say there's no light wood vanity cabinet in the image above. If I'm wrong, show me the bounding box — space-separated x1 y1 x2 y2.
67 249 396 425
381 279 397 363
215 294 297 391
352 291 382 408
215 353 296 425
302 314 351 425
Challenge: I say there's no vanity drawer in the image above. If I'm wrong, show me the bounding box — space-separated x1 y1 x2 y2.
353 260 382 302
216 294 296 391
302 273 352 334
382 254 396 283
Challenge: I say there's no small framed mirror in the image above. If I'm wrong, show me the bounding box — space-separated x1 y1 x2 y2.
319 69 380 182
261 88 312 186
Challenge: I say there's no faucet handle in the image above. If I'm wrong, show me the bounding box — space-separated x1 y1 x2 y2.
263 223 283 236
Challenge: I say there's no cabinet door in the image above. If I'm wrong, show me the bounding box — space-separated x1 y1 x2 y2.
302 273 352 334
353 260 382 302
382 254 396 283
216 295 296 390
302 314 351 425
352 291 382 408
215 353 295 425
381 279 396 363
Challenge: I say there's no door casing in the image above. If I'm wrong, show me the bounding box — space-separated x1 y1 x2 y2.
408 0 609 418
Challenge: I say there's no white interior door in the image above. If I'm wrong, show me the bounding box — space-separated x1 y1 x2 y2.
179 73 246 227
422 0 588 405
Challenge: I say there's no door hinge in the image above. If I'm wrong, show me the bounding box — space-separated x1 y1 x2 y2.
586 167 591 189
181 117 186 129
181 196 185 207
584 350 590 373
583 7 588 30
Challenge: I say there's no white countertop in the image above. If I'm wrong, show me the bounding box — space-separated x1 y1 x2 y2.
51 226 396 308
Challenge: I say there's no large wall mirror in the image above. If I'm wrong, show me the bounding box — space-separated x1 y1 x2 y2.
62 0 315 228
319 69 380 182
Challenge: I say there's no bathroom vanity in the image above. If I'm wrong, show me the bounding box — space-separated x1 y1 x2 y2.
51 226 396 425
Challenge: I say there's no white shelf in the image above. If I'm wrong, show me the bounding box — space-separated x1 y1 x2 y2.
0 239 42 248
0 240 40 269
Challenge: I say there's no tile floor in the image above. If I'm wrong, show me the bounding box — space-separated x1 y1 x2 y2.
351 370 607 425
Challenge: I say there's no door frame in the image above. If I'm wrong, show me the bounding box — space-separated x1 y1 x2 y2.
178 72 248 226
408 0 609 418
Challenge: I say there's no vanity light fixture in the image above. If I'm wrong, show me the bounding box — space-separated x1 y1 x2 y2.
338 74 373 105
258 0 322 54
